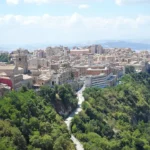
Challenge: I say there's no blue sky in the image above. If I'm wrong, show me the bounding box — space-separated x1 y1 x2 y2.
0 0 150 45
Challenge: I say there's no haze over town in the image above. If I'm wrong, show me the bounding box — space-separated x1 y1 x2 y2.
0 0 150 46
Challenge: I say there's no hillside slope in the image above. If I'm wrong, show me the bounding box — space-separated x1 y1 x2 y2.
0 87 76 150
71 73 150 150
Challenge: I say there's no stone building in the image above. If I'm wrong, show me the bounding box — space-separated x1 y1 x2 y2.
28 58 49 70
33 50 46 58
70 49 90 56
88 45 105 54
13 52 28 74
51 68 72 86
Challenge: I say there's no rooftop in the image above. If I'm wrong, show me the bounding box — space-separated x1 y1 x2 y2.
0 65 16 70
71 49 89 52
23 75 33 80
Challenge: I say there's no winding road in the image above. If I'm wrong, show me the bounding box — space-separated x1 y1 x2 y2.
65 85 85 150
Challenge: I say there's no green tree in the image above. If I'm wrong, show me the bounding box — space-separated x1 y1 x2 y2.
125 66 135 74
71 73 150 150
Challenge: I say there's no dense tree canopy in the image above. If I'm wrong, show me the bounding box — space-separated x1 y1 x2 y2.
0 87 76 150
71 72 150 150
125 66 135 74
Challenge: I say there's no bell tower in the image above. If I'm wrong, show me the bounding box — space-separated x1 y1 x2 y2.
15 51 28 74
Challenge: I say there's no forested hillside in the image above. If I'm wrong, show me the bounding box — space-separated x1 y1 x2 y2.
71 73 150 150
0 86 76 150
39 84 78 118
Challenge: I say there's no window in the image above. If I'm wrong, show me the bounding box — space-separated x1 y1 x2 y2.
52 81 55 85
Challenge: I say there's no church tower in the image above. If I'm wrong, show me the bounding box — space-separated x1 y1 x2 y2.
14 51 28 74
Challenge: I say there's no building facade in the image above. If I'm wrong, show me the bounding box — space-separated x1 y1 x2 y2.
85 73 117 88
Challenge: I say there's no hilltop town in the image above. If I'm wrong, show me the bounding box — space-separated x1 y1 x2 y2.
0 45 150 96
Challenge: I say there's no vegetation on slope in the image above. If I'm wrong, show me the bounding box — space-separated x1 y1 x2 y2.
71 72 150 150
0 87 76 150
125 66 135 74
0 53 9 62
39 84 78 118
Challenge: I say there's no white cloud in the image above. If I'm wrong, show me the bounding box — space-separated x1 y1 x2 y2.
115 0 150 5
0 13 150 44
24 0 49 4
5 0 150 5
6 0 19 5
23 0 102 4
78 4 90 9
5 0 102 5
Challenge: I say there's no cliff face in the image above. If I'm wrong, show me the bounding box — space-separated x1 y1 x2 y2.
53 98 76 118
39 84 78 118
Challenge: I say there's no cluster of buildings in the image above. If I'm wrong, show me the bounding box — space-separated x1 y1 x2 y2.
0 45 150 96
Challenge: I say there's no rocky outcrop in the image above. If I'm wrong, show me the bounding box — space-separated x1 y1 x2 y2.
54 99 76 118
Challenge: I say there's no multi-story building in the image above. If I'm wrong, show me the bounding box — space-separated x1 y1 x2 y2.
51 68 72 86
1 44 149 91
70 49 90 56
89 45 105 54
85 73 117 88
86 66 112 76
28 58 49 70
33 50 46 58
46 46 64 58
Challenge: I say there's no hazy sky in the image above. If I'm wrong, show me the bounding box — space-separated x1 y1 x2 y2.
0 0 150 45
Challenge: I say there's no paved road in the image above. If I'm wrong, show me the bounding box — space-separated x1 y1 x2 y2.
65 86 85 150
